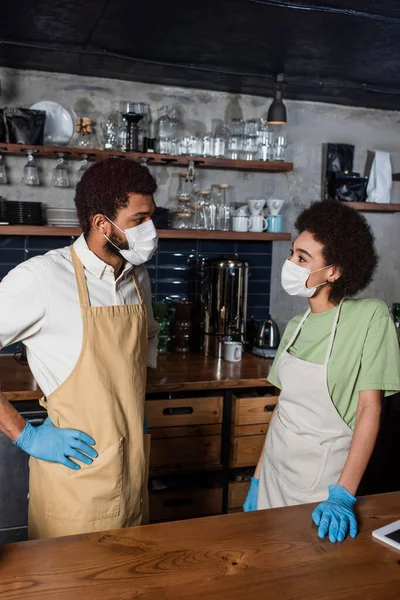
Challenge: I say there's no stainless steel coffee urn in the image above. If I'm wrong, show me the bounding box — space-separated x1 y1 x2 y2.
200 257 248 357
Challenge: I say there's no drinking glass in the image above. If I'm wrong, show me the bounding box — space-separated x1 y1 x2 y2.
22 151 40 186
274 135 287 161
76 155 89 183
0 155 7 184
202 133 213 157
52 153 70 188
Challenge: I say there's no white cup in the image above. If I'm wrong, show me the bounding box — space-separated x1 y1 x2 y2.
224 341 242 362
232 215 251 232
249 215 268 232
247 198 266 216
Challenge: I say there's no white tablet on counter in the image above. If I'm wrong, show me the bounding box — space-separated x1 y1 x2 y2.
372 520 400 550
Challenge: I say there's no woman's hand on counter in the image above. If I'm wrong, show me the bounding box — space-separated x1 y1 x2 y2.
14 416 98 470
312 484 357 543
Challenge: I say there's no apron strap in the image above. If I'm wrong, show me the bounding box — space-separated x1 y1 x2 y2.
70 245 91 308
284 308 311 353
324 298 345 367
131 269 145 305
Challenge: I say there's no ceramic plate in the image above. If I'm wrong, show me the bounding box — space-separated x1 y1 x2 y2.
30 101 74 146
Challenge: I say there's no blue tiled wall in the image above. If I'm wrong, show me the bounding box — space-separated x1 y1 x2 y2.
148 239 272 320
0 235 272 352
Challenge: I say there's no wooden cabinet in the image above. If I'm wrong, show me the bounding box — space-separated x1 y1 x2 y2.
228 481 250 509
146 396 223 428
230 394 278 468
149 487 223 522
146 395 222 475
150 435 222 471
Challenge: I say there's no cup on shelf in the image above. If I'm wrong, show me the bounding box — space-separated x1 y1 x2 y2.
247 198 266 215
223 341 242 362
266 215 283 233
249 215 268 232
232 215 251 232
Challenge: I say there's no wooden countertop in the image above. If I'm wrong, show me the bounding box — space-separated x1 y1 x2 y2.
0 353 272 401
0 492 398 599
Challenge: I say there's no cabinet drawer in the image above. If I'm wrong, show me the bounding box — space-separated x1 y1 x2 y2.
145 397 223 428
228 481 250 509
231 395 278 428
150 435 221 471
149 487 223 522
230 434 265 468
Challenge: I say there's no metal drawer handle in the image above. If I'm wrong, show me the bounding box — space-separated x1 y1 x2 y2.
163 498 194 508
163 407 194 416
27 418 46 426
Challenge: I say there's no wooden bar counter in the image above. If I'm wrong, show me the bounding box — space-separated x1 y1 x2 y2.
0 352 273 400
0 492 398 599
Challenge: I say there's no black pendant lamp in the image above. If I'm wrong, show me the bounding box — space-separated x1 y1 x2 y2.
267 73 287 125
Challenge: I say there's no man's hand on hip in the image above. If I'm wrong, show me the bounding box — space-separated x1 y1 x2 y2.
14 416 97 470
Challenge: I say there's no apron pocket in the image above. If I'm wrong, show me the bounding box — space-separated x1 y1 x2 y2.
265 414 329 492
45 438 124 522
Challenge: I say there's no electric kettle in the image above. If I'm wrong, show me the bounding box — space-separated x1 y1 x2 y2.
248 316 280 358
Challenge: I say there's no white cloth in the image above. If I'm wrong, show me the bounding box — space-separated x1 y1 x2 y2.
0 235 160 396
367 150 392 204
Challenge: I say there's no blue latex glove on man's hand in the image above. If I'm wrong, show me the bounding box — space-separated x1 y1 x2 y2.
312 484 358 543
14 417 97 470
243 477 259 512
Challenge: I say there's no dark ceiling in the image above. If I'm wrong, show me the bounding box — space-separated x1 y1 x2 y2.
1 0 400 111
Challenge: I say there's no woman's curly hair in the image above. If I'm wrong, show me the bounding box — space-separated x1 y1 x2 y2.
75 158 157 235
295 201 379 302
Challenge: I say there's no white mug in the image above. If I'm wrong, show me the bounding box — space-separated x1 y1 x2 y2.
232 215 251 232
249 215 268 232
224 341 242 362
247 198 266 216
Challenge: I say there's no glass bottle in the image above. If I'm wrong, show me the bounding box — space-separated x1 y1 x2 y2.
227 119 244 160
213 127 227 158
191 189 210 230
217 184 232 231
156 106 172 154
168 107 181 156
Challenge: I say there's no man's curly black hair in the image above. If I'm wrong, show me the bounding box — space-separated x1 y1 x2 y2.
295 201 379 302
74 158 158 235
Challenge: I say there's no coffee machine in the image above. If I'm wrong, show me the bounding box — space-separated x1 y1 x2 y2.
199 257 248 358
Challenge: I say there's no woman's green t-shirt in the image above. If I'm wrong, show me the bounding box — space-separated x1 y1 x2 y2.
267 299 400 430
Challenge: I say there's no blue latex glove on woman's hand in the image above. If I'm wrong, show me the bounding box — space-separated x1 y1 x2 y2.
14 417 97 470
312 484 358 543
243 477 259 512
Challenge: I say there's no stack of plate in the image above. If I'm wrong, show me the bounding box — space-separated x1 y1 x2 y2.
5 201 45 225
46 207 80 227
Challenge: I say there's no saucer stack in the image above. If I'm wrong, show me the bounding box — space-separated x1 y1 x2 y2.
46 207 79 227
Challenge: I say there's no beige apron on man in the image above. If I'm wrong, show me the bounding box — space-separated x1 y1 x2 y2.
258 300 353 509
28 246 150 539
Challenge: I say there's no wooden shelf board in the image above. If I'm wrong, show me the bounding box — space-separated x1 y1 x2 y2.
0 225 291 241
347 202 400 212
0 142 293 173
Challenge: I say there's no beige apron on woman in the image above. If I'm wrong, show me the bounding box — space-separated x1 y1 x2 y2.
258 299 353 509
28 246 151 539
